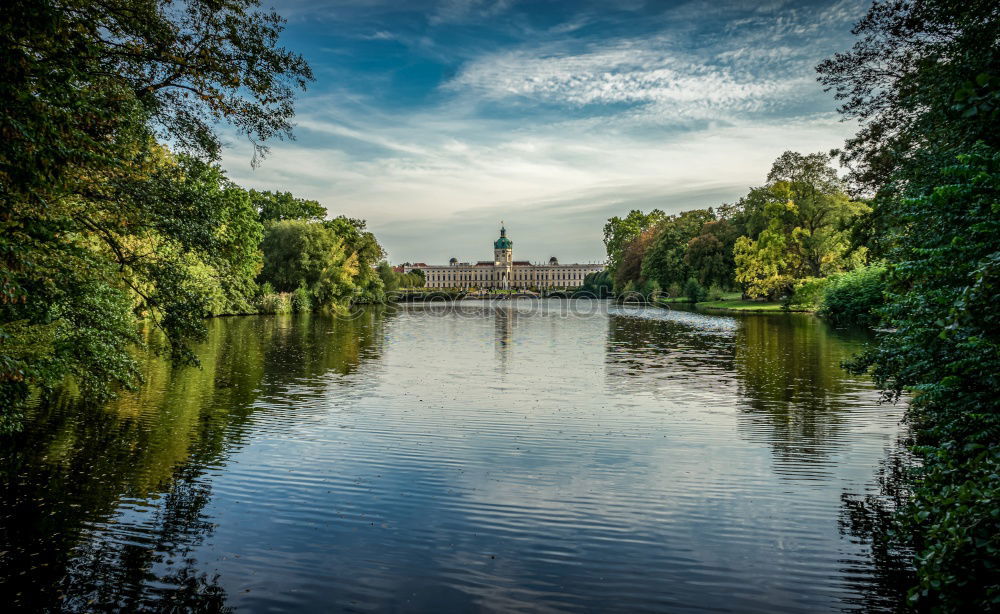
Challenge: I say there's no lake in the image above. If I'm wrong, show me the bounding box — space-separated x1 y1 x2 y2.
1 299 905 612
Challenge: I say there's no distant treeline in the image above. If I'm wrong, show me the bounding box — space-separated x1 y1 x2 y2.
596 149 880 321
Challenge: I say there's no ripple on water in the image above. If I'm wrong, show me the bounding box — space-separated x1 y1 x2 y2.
1 302 905 613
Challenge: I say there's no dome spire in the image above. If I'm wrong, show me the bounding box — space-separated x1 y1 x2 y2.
494 222 512 249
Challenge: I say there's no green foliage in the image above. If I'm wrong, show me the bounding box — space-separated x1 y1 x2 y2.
847 147 1000 610
784 277 830 311
641 209 715 290
259 220 359 309
732 152 868 299
580 270 613 297
820 1 999 605
325 217 387 303
685 219 739 288
733 231 794 300
817 0 999 190
256 284 290 315
252 190 326 224
377 262 401 293
817 264 886 327
374 263 425 297
683 277 708 303
612 227 657 293
0 0 311 429
640 279 662 301
706 285 728 301
399 271 425 288
603 209 665 274
291 284 312 313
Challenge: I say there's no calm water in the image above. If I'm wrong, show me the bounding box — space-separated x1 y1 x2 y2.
1 300 904 612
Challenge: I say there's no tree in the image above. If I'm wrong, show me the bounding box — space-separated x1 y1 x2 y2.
603 209 665 273
733 203 797 300
684 277 708 303
252 190 326 224
640 209 715 290
847 147 1000 610
259 220 358 308
580 271 613 298
612 227 657 293
0 0 312 428
1 151 265 421
324 217 387 303
685 219 739 288
819 2 999 608
817 0 999 190
376 262 400 293
733 152 868 298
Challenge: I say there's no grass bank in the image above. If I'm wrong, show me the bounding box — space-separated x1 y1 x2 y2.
653 292 813 313
697 299 808 312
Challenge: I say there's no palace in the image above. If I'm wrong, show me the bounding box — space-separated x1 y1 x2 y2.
406 226 605 290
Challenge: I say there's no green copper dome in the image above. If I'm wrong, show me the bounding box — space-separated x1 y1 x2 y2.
494 226 513 249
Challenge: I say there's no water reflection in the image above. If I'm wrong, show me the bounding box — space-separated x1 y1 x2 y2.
0 301 905 612
0 313 386 611
733 314 880 472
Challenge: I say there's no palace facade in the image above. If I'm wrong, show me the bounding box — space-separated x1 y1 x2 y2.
406 226 605 290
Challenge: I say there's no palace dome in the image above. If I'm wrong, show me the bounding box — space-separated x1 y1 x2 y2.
494 226 513 249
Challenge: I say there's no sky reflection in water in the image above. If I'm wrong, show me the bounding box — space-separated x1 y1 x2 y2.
0 300 903 612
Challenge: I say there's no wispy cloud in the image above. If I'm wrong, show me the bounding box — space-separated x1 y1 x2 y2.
221 0 866 263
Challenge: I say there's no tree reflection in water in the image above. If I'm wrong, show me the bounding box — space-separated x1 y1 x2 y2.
733 314 873 469
0 310 387 611
605 309 876 467
838 440 918 612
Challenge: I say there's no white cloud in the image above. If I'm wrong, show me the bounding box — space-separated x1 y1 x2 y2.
219 0 864 264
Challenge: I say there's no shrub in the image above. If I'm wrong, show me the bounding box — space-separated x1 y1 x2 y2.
258 291 290 314
818 263 886 327
785 277 830 311
291 283 312 313
641 279 661 300
684 277 708 303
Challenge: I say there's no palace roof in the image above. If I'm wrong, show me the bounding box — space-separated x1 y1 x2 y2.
493 226 512 249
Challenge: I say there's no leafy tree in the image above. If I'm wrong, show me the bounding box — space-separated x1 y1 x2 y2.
733 206 796 300
580 271 613 298
376 262 400 293
0 0 311 428
818 263 886 328
640 209 715 290
847 147 999 610
733 152 868 298
325 217 386 303
683 277 708 303
817 0 999 190
252 190 326 224
603 209 665 273
259 220 358 309
819 2 999 608
612 227 657 293
685 219 739 288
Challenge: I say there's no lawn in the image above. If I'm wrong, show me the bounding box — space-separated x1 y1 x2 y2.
696 299 810 312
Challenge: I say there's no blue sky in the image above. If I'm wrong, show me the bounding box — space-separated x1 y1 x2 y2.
222 0 866 264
